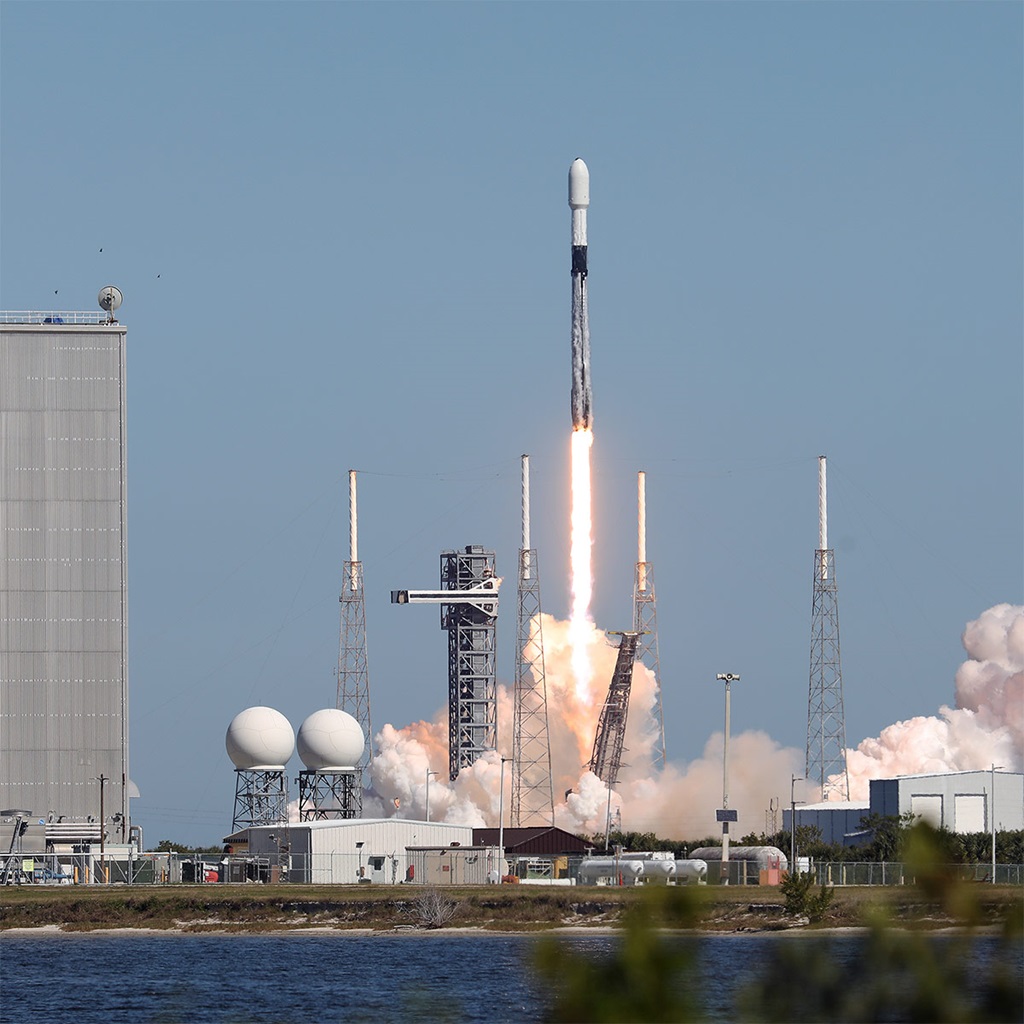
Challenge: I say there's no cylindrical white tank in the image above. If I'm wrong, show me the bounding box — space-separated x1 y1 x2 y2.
225 707 295 770
673 859 708 884
296 708 365 770
577 859 644 884
638 860 675 883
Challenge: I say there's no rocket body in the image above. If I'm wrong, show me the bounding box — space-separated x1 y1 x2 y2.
569 158 592 430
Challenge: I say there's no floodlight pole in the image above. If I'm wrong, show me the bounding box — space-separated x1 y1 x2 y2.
97 774 108 884
498 757 510 882
717 673 739 883
991 764 1003 884
791 774 804 873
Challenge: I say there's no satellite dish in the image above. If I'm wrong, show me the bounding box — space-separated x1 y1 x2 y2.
98 285 123 318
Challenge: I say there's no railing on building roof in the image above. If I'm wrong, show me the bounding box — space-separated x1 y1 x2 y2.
0 311 116 325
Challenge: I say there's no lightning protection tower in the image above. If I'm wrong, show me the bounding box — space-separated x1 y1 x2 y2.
511 456 554 827
806 456 850 799
336 470 372 815
632 471 667 770
588 632 641 788
392 546 499 780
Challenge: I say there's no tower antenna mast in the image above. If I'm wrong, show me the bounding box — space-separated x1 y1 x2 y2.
633 471 666 769
337 470 373 814
806 455 850 799
511 455 554 826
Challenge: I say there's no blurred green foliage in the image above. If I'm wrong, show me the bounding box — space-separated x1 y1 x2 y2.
539 822 1023 1023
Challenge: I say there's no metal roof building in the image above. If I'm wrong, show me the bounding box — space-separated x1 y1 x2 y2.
0 311 130 834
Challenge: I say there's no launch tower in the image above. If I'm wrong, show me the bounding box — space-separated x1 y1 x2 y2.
806 456 850 799
588 632 641 787
632 471 667 769
511 456 554 827
336 470 372 814
392 546 499 780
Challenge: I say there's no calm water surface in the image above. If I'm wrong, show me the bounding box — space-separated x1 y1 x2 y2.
1 931 1019 1023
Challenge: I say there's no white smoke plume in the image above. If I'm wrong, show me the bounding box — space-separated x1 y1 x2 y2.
839 603 1024 800
366 612 802 840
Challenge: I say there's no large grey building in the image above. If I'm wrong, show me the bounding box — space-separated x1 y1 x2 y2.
0 310 130 836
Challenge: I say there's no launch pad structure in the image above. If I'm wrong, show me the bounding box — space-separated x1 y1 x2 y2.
806 456 850 799
392 546 500 781
588 631 642 788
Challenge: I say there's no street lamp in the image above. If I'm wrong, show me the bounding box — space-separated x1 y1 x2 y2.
96 774 108 884
497 757 511 883
990 764 1004 885
716 673 740 884
425 769 439 823
790 775 804 874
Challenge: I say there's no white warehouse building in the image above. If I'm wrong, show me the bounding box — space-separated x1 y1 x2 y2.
227 819 478 885
784 770 1024 843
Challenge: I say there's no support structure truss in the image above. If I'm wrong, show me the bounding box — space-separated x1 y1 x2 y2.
442 547 498 781
633 561 666 771
588 632 641 788
512 546 554 827
231 769 289 831
337 559 370 816
298 770 359 821
806 549 850 799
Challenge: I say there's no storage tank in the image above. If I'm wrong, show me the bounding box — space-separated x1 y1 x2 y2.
673 859 708 884
638 859 675 883
577 858 644 884
688 846 788 872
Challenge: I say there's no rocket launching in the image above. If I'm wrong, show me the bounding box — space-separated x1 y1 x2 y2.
568 158 594 697
569 158 592 430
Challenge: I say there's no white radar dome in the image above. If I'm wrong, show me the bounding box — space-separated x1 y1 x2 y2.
225 706 295 770
296 709 365 770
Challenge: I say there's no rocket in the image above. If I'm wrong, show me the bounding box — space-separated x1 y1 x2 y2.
569 158 592 430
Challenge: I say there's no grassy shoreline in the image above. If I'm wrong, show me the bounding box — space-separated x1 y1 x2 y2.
2 884 1020 934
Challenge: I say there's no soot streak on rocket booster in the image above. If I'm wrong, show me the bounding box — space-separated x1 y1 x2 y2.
569 158 592 431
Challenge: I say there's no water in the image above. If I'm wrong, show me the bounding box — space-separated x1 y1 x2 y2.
1 930 1019 1023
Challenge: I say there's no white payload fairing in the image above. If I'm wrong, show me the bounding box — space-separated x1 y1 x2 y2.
569 157 592 430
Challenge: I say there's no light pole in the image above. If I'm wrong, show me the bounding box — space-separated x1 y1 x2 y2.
96 774 108 884
990 764 1003 885
497 757 511 882
425 769 438 823
790 775 804 874
716 673 740 884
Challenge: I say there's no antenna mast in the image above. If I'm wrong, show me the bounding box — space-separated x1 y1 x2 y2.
806 455 850 799
337 470 373 813
632 471 666 769
511 455 555 826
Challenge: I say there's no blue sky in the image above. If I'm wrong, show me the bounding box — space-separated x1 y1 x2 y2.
2 2 1021 845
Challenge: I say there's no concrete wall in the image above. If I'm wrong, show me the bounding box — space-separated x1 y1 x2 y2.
0 321 129 826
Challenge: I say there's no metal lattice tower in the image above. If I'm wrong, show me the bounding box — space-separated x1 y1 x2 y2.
392 546 500 781
511 456 555 827
231 769 290 831
806 456 850 800
632 471 667 770
588 632 641 787
298 770 359 821
336 471 372 816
